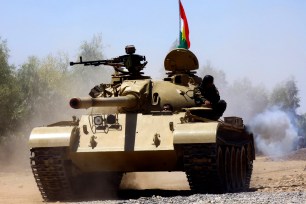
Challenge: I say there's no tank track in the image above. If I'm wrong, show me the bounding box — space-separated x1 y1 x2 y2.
183 144 224 193
245 157 253 189
183 143 253 193
31 147 124 201
30 147 73 201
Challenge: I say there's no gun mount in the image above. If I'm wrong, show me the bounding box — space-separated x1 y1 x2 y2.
70 45 150 83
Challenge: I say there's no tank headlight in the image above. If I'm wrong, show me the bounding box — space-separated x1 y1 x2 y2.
106 114 116 124
94 116 103 125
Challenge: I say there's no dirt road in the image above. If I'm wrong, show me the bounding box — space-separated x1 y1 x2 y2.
0 149 305 204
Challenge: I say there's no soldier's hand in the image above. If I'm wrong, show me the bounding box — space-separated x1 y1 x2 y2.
203 100 212 108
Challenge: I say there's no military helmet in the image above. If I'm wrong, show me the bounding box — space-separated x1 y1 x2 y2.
125 45 136 54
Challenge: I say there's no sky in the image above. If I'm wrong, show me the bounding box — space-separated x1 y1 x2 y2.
1 0 306 112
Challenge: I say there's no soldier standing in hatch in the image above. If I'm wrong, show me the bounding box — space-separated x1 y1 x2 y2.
113 45 147 75
198 75 227 119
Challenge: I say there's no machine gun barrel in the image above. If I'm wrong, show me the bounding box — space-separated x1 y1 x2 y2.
70 56 123 67
70 95 138 109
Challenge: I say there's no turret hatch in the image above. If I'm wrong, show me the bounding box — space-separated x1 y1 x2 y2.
164 48 199 71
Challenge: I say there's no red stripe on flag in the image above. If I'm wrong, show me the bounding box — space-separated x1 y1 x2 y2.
179 0 190 48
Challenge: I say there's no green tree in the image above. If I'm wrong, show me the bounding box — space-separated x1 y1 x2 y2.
269 78 306 144
270 77 300 112
0 38 21 140
17 56 71 128
17 57 47 126
79 34 104 61
297 113 306 137
70 34 112 96
15 34 112 130
39 52 70 96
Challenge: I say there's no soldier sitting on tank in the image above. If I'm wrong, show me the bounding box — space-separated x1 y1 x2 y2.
196 75 227 119
112 45 147 75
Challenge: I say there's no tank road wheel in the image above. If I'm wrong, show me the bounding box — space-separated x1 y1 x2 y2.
235 147 242 190
240 146 247 190
217 146 226 192
245 143 254 188
224 147 232 192
217 146 233 193
230 147 237 191
183 144 226 193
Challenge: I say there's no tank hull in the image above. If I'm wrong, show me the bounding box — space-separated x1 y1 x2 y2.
29 112 234 172
29 111 255 201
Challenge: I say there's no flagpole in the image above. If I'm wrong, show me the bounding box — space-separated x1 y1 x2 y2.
178 0 181 47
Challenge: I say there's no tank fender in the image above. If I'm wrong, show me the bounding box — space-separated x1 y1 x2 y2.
173 122 219 144
29 126 79 148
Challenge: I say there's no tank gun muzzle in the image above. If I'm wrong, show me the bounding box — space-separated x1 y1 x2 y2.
70 95 138 109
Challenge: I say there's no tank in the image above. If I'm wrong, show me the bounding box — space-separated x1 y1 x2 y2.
29 48 255 201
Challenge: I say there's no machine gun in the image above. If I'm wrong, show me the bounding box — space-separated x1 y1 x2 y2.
70 56 124 68
70 54 147 75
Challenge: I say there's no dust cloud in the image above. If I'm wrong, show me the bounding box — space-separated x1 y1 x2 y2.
0 76 107 172
0 135 30 171
249 108 299 157
0 94 78 171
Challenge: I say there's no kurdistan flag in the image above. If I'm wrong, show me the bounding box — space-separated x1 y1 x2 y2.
178 0 190 49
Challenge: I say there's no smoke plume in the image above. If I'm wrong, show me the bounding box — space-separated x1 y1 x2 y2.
249 107 299 157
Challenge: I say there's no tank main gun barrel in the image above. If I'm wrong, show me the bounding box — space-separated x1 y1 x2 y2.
70 95 138 109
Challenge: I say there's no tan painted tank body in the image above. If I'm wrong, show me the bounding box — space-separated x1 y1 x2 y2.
29 48 255 201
